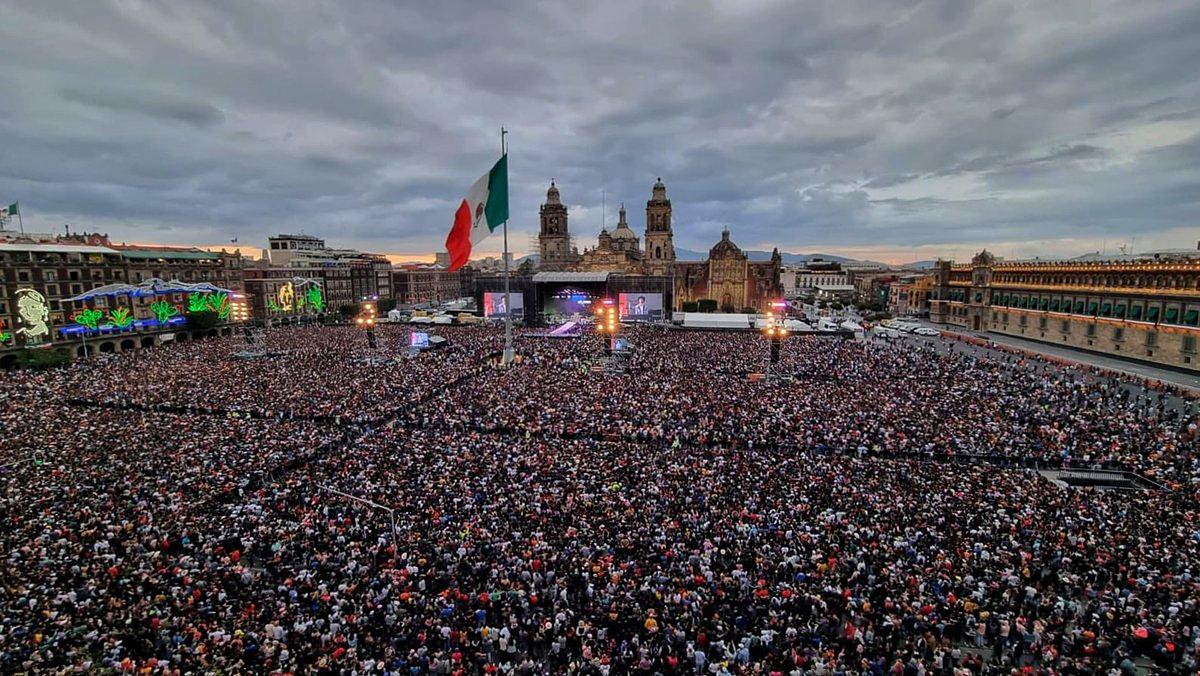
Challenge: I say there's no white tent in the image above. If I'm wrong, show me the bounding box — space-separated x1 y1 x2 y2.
682 313 753 329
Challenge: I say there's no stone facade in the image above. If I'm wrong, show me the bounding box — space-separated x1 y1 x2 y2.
535 178 782 311
674 229 782 312
931 250 1200 371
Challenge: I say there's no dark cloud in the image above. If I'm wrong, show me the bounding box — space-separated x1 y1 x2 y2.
0 0 1197 260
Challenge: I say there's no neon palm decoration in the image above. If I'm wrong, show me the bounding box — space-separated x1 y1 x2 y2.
72 308 105 330
149 300 179 323
188 292 210 312
205 291 231 320
306 286 325 312
108 307 134 328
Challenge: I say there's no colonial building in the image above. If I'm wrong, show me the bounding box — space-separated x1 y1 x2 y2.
531 178 781 313
577 204 643 273
931 249 1200 370
643 178 676 276
675 229 783 312
246 234 393 319
536 181 581 271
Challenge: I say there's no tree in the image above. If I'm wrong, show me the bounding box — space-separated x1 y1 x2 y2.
378 298 397 314
186 310 219 332
517 258 535 275
16 349 71 370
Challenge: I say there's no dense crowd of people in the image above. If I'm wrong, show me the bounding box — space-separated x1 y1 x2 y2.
1 323 1198 673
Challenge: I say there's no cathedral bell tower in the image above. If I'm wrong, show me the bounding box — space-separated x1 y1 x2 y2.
643 177 675 276
538 180 578 271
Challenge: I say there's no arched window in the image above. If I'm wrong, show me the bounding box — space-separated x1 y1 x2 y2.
655 246 661 259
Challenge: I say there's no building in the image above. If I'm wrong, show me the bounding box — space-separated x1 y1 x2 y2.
930 248 1200 370
536 181 581 271
674 229 783 312
393 266 474 305
577 204 643 273
887 274 934 316
781 260 847 298
246 234 393 319
0 229 246 359
527 177 781 313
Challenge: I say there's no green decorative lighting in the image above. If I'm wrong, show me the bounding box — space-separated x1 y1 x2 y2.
266 297 281 313
108 307 134 328
206 291 231 320
149 300 179 323
0 331 11 344
306 286 325 312
188 292 209 312
73 308 105 330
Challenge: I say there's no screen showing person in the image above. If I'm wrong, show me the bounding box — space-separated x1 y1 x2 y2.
483 292 524 318
618 292 662 320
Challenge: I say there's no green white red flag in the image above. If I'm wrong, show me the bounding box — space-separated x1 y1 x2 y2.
445 155 508 271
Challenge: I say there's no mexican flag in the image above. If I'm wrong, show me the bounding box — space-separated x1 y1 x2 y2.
445 155 507 271
0 203 13 219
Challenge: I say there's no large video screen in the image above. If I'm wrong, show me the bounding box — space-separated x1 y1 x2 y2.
618 292 664 320
410 331 430 348
544 288 596 316
483 292 524 319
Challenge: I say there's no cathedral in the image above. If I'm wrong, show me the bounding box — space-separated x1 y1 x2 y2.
536 178 781 310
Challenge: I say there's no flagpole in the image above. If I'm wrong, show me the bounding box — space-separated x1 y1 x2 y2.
16 201 23 235
500 127 514 366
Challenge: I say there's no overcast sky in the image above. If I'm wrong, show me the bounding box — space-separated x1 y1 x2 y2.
2 0 1198 263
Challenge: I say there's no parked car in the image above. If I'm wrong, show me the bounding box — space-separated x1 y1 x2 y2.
913 327 940 336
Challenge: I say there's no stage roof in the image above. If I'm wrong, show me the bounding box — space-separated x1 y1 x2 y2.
532 271 610 283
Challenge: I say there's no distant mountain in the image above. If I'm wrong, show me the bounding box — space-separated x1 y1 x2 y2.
517 250 888 268
676 247 876 266
902 260 939 270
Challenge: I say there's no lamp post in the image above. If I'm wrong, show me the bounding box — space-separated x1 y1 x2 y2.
761 309 788 378
317 484 398 563
595 299 618 356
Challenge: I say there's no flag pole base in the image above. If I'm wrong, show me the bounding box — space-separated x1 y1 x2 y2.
501 347 515 366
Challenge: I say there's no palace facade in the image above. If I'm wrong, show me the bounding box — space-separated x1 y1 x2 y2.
931 249 1200 371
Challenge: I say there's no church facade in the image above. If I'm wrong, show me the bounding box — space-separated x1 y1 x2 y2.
536 178 782 311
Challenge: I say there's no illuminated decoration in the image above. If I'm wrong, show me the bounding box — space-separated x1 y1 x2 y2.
266 297 281 313
65 277 235 303
278 282 295 311
15 288 50 342
207 292 231 320
0 319 10 344
72 308 105 330
306 285 325 312
188 292 210 312
149 300 179 323
230 300 250 322
108 307 134 328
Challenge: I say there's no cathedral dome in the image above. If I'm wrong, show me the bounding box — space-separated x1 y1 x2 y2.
545 180 561 205
709 227 744 259
611 203 637 239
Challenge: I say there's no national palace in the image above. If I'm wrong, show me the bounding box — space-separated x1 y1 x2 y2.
931 248 1200 370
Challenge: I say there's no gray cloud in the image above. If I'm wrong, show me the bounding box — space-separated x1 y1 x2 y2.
0 0 1197 261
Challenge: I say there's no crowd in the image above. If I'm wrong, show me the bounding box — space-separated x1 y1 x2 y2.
1 323 1198 673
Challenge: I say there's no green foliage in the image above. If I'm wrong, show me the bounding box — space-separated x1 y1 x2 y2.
307 286 327 312
186 309 219 331
205 292 231 320
697 299 718 313
108 307 134 328
338 304 359 318
188 292 209 312
681 301 699 313
15 349 71 370
72 308 105 330
149 300 178 323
